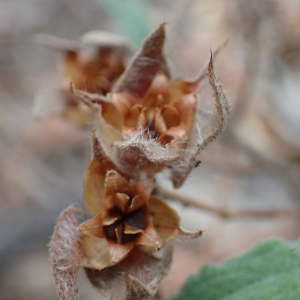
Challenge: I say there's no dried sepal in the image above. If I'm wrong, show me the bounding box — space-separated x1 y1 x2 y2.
149 196 203 244
202 54 230 147
83 131 131 215
49 206 84 300
113 23 171 99
85 245 173 300
80 235 114 270
170 55 230 187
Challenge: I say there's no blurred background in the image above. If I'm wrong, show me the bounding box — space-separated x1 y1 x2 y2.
1 0 300 299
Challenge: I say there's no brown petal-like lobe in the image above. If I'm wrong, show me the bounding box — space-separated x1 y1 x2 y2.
108 241 135 264
83 159 107 215
137 221 162 249
113 23 171 99
126 104 143 128
81 235 113 270
133 178 156 202
169 75 203 102
83 132 130 215
110 93 138 119
79 213 104 238
149 196 203 244
95 105 123 149
127 195 145 213
153 107 167 135
149 196 180 245
141 71 170 110
124 223 143 234
105 170 130 198
173 93 197 135
115 193 130 212
137 107 148 129
161 105 180 128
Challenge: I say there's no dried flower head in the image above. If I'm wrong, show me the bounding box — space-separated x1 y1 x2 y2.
33 31 132 126
80 171 162 269
72 24 229 185
80 134 202 270
60 31 131 94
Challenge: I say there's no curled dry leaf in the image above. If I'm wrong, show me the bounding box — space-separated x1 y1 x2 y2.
85 245 173 300
33 30 133 127
49 206 83 300
170 55 230 187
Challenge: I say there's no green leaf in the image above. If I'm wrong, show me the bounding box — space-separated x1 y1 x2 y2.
171 239 300 300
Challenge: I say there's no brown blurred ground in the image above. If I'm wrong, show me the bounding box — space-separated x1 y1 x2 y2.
1 0 300 299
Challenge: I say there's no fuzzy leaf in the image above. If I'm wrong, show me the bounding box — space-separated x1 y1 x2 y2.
49 206 83 300
171 239 300 300
85 245 173 300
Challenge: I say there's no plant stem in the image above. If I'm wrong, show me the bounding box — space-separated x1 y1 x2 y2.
156 186 300 219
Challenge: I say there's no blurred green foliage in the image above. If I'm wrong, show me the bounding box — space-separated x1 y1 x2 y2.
171 239 300 300
96 0 154 46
